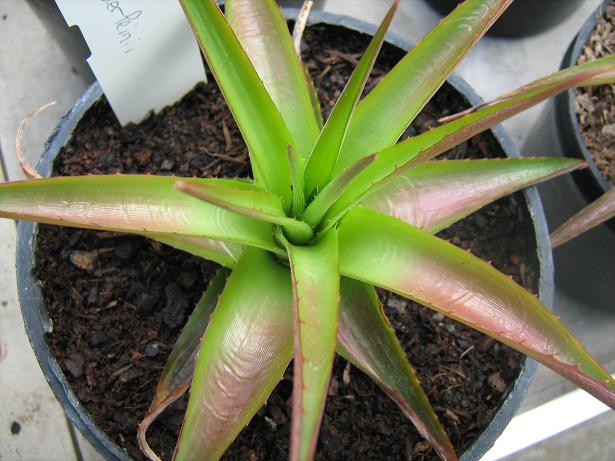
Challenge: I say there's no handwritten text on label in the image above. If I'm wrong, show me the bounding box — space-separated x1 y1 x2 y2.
100 0 142 54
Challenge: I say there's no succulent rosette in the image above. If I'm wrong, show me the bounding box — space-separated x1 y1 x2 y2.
2 1 615 460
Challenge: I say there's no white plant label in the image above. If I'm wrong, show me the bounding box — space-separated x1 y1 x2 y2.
55 0 207 126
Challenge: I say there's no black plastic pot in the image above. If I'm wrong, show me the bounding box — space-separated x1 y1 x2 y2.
17 8 549 461
554 0 613 217
425 0 584 38
523 0 614 310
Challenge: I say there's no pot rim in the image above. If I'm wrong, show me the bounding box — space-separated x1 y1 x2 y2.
16 8 550 461
559 0 612 197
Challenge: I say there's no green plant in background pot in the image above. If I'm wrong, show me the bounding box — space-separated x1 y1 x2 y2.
550 187 615 247
3 0 615 460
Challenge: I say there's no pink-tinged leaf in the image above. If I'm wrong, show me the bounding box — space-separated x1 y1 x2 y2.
321 55 615 230
282 230 339 461
337 278 456 461
174 248 293 461
226 0 320 159
438 63 615 126
138 269 229 461
335 0 513 173
338 208 615 409
175 179 314 244
361 158 585 234
0 175 280 254
152 234 242 268
180 0 293 205
303 0 398 196
551 188 615 248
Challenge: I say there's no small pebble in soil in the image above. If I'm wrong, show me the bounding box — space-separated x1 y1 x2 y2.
10 421 21 435
144 343 160 358
488 372 507 393
69 250 97 273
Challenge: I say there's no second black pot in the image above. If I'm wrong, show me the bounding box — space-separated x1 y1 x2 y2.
425 0 584 37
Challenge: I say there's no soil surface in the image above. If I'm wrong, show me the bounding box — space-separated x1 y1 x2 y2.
35 23 538 461
575 1 615 186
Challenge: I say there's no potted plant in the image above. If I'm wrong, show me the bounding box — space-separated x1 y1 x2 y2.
4 1 615 460
523 0 614 309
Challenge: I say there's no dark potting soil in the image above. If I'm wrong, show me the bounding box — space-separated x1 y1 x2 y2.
575 1 615 186
34 23 538 461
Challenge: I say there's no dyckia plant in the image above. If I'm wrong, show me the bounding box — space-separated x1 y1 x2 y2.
3 0 615 460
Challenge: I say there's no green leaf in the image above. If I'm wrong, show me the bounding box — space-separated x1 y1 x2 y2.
138 269 229 461
301 154 375 229
226 0 320 159
361 158 585 234
149 234 242 268
338 208 615 409
551 188 615 248
337 278 456 461
180 0 293 205
175 248 293 461
303 0 398 196
321 55 615 230
282 230 339 461
334 0 513 173
288 145 307 218
0 175 280 253
175 178 313 244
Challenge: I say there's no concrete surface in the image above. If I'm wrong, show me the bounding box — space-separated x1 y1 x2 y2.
0 0 613 460
0 168 78 460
